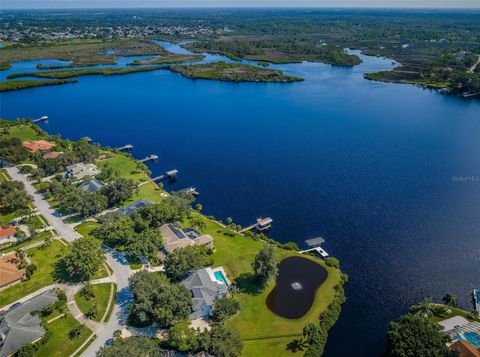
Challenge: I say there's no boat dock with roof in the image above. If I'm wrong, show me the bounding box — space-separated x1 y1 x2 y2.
299 237 329 257
240 217 273 232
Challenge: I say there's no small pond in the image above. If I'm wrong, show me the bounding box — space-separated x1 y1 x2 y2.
266 256 328 319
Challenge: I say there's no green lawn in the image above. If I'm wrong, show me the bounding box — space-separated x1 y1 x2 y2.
186 213 342 355
243 337 298 356
0 209 22 226
97 154 149 184
0 169 12 182
0 240 108 307
74 283 113 322
21 214 46 230
226 256 340 340
75 221 101 240
36 315 92 357
0 231 52 254
129 182 165 203
96 154 166 203
0 240 69 307
6 125 43 141
430 304 480 324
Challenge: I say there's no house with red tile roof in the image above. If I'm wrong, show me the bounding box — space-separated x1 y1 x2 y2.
450 340 480 357
0 226 16 241
0 252 25 289
42 151 63 159
22 140 54 153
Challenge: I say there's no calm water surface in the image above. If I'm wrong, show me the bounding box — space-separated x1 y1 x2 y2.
267 256 328 319
1 41 479 356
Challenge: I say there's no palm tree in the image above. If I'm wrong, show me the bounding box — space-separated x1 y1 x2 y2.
413 297 435 318
442 293 458 307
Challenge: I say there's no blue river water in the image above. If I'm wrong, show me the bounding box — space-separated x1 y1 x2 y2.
1 41 479 356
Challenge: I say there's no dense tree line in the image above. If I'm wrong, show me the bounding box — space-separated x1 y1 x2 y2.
164 245 213 281
0 137 30 163
0 180 32 214
42 177 136 218
128 271 192 328
61 237 104 281
188 37 362 66
92 195 191 259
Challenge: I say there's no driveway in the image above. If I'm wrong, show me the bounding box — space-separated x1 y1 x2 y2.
5 167 81 242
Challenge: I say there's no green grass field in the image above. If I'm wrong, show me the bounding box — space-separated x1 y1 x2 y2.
74 283 113 322
97 153 165 203
243 336 298 356
97 154 149 184
186 213 342 356
0 239 108 307
0 231 52 254
430 304 480 324
21 214 47 230
0 240 69 307
74 221 101 240
36 315 92 357
0 209 21 226
0 169 12 182
5 124 43 141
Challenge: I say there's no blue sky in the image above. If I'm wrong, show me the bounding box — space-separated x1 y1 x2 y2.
2 0 479 9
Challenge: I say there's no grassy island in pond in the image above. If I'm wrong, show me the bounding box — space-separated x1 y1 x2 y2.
168 61 303 83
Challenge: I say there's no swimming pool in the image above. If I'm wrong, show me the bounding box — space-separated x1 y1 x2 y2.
214 271 229 286
456 332 480 348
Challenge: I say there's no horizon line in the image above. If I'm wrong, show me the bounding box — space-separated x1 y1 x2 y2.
2 6 480 10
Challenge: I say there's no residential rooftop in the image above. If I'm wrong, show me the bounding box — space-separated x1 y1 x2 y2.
159 224 213 257
22 140 54 153
42 151 63 159
118 199 152 216
65 163 100 180
78 179 105 193
0 227 16 241
181 267 228 320
0 252 24 289
0 289 58 357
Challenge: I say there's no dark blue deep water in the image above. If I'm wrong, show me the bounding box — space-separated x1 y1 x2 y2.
1 41 479 356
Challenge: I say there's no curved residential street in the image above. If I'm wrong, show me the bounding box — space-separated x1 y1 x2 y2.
80 248 134 357
4 167 134 356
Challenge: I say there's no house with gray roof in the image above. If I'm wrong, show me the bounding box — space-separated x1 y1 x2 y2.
65 163 100 181
118 199 152 216
180 267 228 320
78 179 105 193
0 290 58 357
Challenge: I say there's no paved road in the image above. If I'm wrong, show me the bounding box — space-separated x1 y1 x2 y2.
6 167 135 356
81 247 134 357
6 167 81 242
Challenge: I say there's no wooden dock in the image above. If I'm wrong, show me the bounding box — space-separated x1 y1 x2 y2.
474 289 480 312
138 155 158 163
118 144 133 151
298 246 329 257
31 116 48 123
138 169 178 186
240 217 273 233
